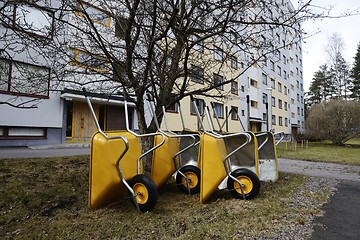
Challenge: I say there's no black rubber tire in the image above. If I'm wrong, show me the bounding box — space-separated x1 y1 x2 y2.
128 174 158 212
227 168 260 200
176 165 201 194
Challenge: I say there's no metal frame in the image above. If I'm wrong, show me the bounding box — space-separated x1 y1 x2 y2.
146 96 199 194
191 96 252 199
85 91 165 212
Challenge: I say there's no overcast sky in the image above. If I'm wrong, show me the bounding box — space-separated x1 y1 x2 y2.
291 0 360 91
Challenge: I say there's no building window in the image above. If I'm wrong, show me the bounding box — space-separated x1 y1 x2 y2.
284 101 288 111
283 70 287 79
76 1 111 28
276 33 280 43
231 81 238 95
272 115 276 125
241 110 245 116
190 65 204 84
0 127 46 139
166 102 179 113
71 48 109 72
297 107 300 115
213 73 224 90
190 98 205 115
115 16 127 39
5 3 54 38
278 99 283 109
213 102 224 118
278 82 282 92
263 113 267 121
0 58 50 98
270 61 275 71
283 55 286 64
241 85 245 92
279 116 283 126
231 106 238 120
285 117 288 126
251 100 258 108
284 86 288 95
191 35 204 52
230 56 238 69
291 98 295 104
271 96 276 107
271 78 275 89
297 93 300 102
214 47 224 61
262 93 268 104
297 80 300 88
250 78 258 88
277 66 282 76
262 73 267 85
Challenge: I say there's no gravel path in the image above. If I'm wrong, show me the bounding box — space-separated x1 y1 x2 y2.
278 158 360 182
278 158 360 240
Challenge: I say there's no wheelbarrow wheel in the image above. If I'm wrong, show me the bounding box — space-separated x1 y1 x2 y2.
176 165 201 194
227 168 260 200
129 174 158 212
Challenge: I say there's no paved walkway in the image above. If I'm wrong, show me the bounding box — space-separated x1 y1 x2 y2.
0 143 90 159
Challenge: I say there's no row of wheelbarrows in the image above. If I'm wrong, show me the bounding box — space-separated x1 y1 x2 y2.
86 94 284 212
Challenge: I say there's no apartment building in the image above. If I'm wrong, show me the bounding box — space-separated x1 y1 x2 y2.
162 0 305 135
0 0 137 147
0 0 304 147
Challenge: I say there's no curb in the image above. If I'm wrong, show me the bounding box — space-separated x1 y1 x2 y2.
29 143 90 150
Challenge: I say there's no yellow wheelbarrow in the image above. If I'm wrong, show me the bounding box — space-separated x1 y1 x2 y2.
146 95 200 194
210 102 283 182
85 93 165 212
191 97 261 203
256 131 284 181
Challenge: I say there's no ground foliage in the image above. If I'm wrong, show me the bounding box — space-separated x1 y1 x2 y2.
0 155 333 239
277 139 360 166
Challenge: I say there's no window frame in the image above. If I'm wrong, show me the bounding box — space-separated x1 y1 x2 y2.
0 126 47 140
7 3 55 39
190 65 204 84
214 46 224 61
213 73 224 90
75 1 111 28
231 81 238 95
190 98 205 116
70 48 109 73
0 58 50 98
213 102 224 118
231 106 239 120
230 56 238 69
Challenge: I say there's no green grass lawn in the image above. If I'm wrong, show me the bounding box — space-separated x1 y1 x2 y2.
277 138 360 165
0 155 332 239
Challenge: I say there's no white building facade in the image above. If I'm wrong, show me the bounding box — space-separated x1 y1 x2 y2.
0 0 304 147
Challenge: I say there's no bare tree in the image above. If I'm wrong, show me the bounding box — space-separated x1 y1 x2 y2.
326 33 351 99
1 0 358 132
306 100 360 145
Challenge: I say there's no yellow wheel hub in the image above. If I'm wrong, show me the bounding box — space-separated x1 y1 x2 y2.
133 183 149 204
234 176 253 194
181 172 198 189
